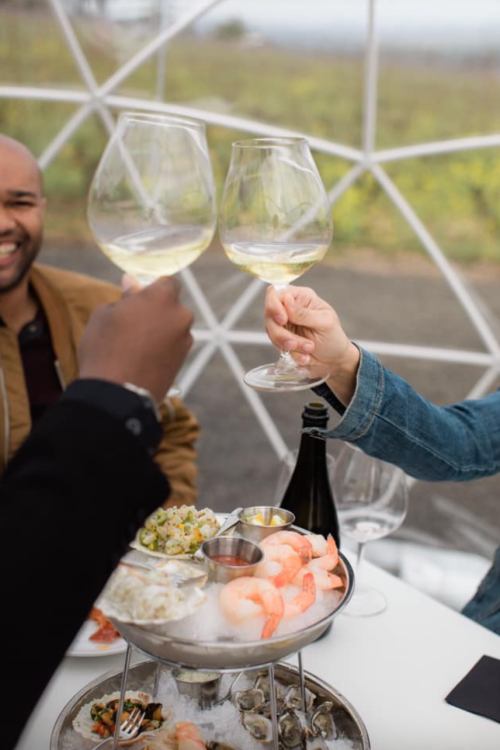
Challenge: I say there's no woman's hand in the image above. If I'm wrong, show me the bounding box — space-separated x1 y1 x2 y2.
264 285 360 405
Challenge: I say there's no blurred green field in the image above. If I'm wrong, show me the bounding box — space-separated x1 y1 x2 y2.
1 9 500 267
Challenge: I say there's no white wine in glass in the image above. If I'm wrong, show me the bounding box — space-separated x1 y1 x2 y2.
88 111 216 285
219 137 333 392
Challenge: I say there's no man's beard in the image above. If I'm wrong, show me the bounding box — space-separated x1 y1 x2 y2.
0 240 41 295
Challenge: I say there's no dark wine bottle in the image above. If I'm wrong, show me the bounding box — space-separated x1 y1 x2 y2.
279 401 340 547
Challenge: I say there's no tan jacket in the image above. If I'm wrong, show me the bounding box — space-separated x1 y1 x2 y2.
0 264 199 507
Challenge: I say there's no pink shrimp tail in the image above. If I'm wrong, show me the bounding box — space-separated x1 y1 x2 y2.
271 556 304 588
284 572 317 618
261 612 282 639
303 571 316 597
327 573 344 589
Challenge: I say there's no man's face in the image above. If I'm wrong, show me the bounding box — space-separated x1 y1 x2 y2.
0 141 46 294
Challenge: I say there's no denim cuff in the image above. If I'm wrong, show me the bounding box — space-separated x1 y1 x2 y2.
304 346 385 441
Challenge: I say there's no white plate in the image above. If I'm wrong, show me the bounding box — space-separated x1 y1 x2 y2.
66 619 127 658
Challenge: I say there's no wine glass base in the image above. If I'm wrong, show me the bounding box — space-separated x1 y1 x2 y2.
244 361 330 392
342 585 387 617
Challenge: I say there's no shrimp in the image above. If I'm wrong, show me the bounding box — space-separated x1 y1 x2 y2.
308 533 329 557
261 530 313 564
255 543 305 587
309 534 339 571
294 564 343 591
176 722 206 750
219 576 284 639
284 572 316 618
141 724 177 750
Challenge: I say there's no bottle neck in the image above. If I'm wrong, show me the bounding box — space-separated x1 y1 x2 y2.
298 405 329 463
296 429 328 466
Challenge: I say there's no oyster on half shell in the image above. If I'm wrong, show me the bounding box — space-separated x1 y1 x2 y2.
242 712 274 743
310 701 337 740
235 687 266 712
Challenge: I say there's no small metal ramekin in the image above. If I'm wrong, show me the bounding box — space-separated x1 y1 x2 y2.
172 667 221 708
236 506 295 543
200 536 264 583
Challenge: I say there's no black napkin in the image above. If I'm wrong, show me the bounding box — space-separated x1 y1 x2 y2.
445 655 500 723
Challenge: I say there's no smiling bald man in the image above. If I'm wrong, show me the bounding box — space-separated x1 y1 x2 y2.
0 133 200 504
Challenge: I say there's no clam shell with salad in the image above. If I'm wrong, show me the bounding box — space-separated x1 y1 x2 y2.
130 506 220 558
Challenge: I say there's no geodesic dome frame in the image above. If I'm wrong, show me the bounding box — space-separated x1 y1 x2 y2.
1 0 500 461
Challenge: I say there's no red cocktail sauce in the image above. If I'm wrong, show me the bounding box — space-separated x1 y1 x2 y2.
210 554 250 566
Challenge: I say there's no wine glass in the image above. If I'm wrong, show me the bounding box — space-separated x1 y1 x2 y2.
88 111 216 284
333 444 409 616
87 111 216 397
219 137 333 391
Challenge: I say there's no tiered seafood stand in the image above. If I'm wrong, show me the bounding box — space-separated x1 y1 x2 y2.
51 516 370 750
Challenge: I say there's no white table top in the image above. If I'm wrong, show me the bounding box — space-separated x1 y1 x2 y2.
16 559 500 750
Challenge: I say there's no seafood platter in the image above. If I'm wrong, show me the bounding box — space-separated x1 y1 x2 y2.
51 658 370 749
53 505 368 749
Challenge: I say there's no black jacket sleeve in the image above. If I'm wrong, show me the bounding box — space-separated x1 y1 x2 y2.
0 398 169 750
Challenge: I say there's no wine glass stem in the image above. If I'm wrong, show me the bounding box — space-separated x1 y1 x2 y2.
279 350 296 367
355 541 366 577
273 282 294 363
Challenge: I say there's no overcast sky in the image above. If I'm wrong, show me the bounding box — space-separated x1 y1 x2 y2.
199 0 500 44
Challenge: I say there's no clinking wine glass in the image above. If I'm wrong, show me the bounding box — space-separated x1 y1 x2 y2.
87 111 216 396
219 137 333 391
333 444 409 616
88 111 216 283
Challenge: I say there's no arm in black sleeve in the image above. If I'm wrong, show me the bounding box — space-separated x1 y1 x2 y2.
1 385 169 750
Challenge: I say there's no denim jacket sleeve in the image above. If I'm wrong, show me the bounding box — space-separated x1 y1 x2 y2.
310 346 500 483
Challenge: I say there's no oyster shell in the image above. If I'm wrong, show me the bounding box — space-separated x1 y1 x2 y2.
235 687 266 711
254 672 286 701
283 685 315 712
278 709 307 748
242 712 274 743
260 697 285 718
302 727 329 750
310 701 337 740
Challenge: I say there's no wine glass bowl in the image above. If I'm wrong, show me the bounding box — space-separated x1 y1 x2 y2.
88 111 216 284
333 445 409 616
219 137 333 391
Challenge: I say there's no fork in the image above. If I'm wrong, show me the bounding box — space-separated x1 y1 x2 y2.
92 707 146 748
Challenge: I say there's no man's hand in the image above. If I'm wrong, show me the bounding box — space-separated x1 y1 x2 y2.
264 285 360 405
78 277 193 402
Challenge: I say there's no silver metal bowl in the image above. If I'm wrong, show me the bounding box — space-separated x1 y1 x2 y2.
236 506 295 543
111 552 354 671
200 535 264 583
171 667 221 707
50 658 370 750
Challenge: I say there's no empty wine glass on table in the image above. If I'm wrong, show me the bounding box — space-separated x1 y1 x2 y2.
333 444 409 616
88 111 216 283
219 137 333 392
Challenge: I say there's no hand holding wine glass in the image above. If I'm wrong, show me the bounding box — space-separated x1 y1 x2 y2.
333 444 409 616
219 137 333 391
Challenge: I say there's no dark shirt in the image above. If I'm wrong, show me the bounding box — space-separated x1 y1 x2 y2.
1 306 161 452
0 386 168 750
17 307 62 424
